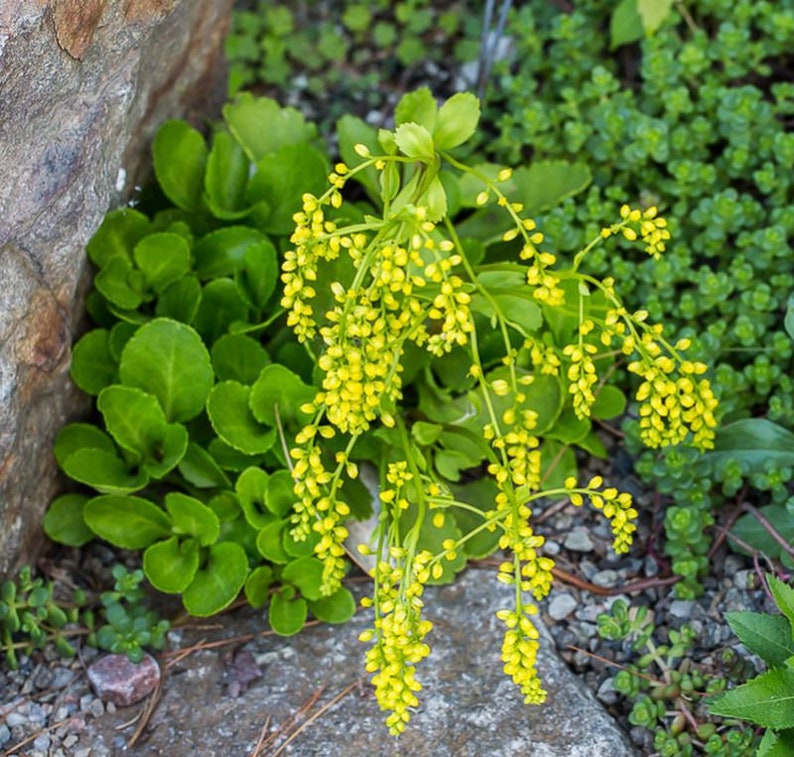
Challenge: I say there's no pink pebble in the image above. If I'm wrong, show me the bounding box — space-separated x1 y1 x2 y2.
86 654 160 707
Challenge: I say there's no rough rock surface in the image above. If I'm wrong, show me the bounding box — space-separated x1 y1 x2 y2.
79 569 637 756
87 653 161 707
0 0 234 576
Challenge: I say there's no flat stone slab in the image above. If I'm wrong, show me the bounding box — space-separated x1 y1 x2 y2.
78 567 636 755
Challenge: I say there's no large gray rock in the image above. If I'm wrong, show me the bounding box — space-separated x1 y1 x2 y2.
76 569 637 755
0 0 234 576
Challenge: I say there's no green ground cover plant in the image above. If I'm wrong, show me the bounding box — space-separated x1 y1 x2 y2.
476 0 794 597
40 86 719 734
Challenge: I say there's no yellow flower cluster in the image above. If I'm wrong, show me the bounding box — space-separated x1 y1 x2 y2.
600 205 671 260
563 339 599 420
289 438 350 595
566 475 638 554
497 607 547 705
523 337 561 376
359 550 434 735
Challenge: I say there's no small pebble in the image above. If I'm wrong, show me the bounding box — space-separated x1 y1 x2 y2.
564 528 594 552
669 600 696 620
5 711 27 728
596 676 618 706
548 593 578 621
0 724 10 746
32 734 51 752
591 569 619 588
543 539 561 556
87 653 160 707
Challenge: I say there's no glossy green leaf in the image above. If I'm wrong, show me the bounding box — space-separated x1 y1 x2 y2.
246 144 328 235
182 542 249 616
307 586 356 624
193 226 271 280
265 470 296 518
94 257 144 311
707 419 794 470
70 329 116 395
394 122 435 163
336 114 379 200
84 495 171 549
768 576 794 631
54 423 116 467
785 296 794 341
194 278 250 343
155 275 202 324
165 492 220 546
143 536 199 593
726 611 794 667
223 93 316 163
394 87 437 130
208 438 267 472
282 525 321 558
412 421 443 446
512 161 593 215
256 519 290 563
87 208 151 269
637 0 675 33
249 364 316 427
591 385 627 420
153 120 208 212
539 439 578 489
708 667 794 729
244 565 274 608
119 318 213 423
43 494 93 547
610 0 643 49
732 505 794 570
211 333 271 384
62 449 149 494
108 322 138 362
268 586 308 636
207 381 276 455
236 466 272 529
433 92 480 151
759 729 794 757
448 478 502 559
236 239 279 310
281 556 325 601
204 130 250 217
133 233 191 294
177 442 232 489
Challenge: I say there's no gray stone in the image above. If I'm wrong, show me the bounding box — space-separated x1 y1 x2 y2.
87 653 160 707
547 592 578 621
0 0 234 577
669 600 696 620
564 528 594 552
77 569 636 755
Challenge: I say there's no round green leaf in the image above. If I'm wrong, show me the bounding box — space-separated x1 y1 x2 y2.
281 556 325 601
61 449 149 495
204 130 250 217
177 442 232 489
394 122 435 162
97 385 168 459
268 586 307 636
86 208 151 268
211 333 270 384
155 275 202 324
153 120 208 212
54 423 116 467
119 318 213 422
265 469 297 519
43 494 93 547
244 565 274 608
84 495 171 549
249 364 316 427
236 466 272 529
236 239 279 310
193 226 270 280
207 381 276 455
432 92 480 151
182 542 249 616
70 329 116 395
95 257 144 310
164 492 220 546
194 279 250 344
591 385 628 420
256 519 290 563
143 536 199 593
133 233 191 294
307 586 356 624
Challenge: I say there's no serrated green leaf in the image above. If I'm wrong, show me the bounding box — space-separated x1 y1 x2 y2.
182 542 249 616
193 226 271 280
204 130 250 217
194 278 250 344
249 364 316 427
133 233 191 294
708 667 794 729
244 565 274 608
70 329 116 396
143 536 199 593
62 448 149 494
732 506 794 569
726 611 794 667
281 556 325 601
43 494 93 547
165 492 220 546
637 0 675 33
424 174 447 222
94 257 144 311
223 94 316 163
155 274 202 324
207 381 276 455
153 120 208 212
211 334 271 385
433 92 480 151
610 0 643 49
768 576 794 631
119 318 213 423
307 586 356 624
395 87 437 130
246 144 328 235
87 208 151 268
177 442 232 489
97 385 171 459
707 419 794 470
759 728 794 757
394 123 435 163
268 586 308 636
84 495 171 549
